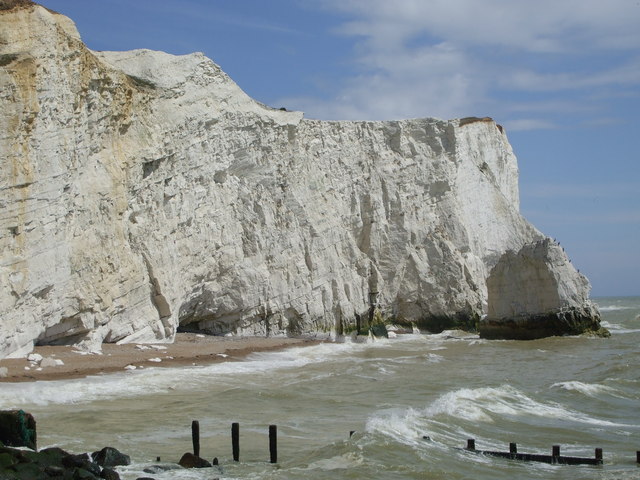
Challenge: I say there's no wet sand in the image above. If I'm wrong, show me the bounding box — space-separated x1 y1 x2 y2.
0 334 323 382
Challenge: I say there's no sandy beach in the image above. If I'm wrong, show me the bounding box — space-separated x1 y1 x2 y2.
0 333 323 382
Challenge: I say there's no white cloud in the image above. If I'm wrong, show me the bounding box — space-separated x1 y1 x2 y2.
288 0 640 125
502 58 640 92
327 0 640 53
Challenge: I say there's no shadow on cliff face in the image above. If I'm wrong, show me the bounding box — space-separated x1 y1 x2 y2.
409 312 480 334
479 306 608 340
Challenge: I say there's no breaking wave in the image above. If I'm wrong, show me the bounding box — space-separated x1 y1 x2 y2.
366 384 634 446
550 381 622 398
599 305 634 312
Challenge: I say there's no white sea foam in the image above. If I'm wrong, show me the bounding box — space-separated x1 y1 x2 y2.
426 353 444 363
117 464 213 480
365 407 427 447
599 305 634 312
366 384 637 454
600 320 640 334
0 341 372 408
305 453 364 471
550 381 622 398
429 330 479 341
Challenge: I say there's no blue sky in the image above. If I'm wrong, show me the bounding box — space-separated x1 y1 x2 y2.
40 0 639 297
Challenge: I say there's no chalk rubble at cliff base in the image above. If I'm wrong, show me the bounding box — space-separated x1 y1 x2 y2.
0 3 603 359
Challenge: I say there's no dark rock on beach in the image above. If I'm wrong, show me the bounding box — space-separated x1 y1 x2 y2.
0 444 122 480
100 468 121 480
0 410 37 450
178 452 212 468
92 446 131 467
0 410 129 479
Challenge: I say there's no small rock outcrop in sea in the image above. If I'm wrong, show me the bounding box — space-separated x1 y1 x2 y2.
0 410 36 451
178 452 212 469
0 3 603 357
480 239 605 339
91 446 131 468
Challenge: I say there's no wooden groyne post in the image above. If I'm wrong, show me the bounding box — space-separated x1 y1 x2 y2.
232 422 240 462
191 420 200 457
269 425 277 464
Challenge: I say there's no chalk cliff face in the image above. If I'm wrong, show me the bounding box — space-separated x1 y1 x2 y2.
0 4 601 358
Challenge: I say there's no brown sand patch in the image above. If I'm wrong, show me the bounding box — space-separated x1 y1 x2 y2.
0 333 323 383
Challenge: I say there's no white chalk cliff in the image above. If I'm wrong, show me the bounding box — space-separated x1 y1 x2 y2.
0 3 602 358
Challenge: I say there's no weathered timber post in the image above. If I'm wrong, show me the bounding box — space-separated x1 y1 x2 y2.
232 422 240 462
595 448 602 463
552 445 560 459
269 425 277 464
466 439 475 451
510 443 517 454
636 451 639 464
191 420 200 457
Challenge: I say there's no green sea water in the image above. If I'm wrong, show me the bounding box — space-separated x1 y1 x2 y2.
1 296 638 479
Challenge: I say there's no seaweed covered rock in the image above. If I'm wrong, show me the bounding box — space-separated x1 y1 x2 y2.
0 410 36 450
